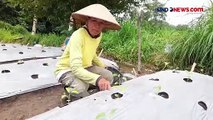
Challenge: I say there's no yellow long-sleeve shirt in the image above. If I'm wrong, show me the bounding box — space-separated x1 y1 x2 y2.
55 28 106 85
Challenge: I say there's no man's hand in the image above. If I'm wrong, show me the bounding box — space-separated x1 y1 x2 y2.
98 78 111 91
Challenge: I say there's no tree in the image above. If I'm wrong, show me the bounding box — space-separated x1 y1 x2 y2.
0 0 19 25
127 0 166 25
6 0 53 34
143 0 167 25
5 0 142 34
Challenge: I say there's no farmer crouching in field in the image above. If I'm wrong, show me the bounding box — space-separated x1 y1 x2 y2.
55 4 121 105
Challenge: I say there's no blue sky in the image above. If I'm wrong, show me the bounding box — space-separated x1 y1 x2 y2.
160 0 212 25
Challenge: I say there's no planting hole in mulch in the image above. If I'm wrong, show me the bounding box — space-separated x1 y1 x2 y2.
41 50 46 52
158 92 169 99
111 92 123 99
2 70 10 73
149 78 159 81
183 78 193 82
172 70 179 73
42 63 48 66
19 52 24 54
198 101 207 110
31 74 39 79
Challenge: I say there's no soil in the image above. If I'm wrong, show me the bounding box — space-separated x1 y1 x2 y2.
118 62 156 76
0 63 155 120
0 85 63 120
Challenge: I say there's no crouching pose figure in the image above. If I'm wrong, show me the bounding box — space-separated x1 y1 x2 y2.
55 4 121 105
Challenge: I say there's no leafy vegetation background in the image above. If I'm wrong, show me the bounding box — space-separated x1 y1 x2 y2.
0 0 212 75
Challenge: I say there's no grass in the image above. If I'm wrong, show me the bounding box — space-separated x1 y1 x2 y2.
0 21 66 46
171 5 213 75
101 20 186 69
0 29 23 43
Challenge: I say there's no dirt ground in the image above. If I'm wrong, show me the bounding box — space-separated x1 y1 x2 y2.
0 63 155 120
0 85 63 120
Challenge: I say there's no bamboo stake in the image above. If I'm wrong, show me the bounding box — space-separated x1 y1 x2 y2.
132 68 138 77
137 10 143 74
98 49 104 57
190 62 197 72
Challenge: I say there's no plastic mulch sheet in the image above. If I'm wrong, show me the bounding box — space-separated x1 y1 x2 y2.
0 43 63 63
0 58 59 99
28 70 213 120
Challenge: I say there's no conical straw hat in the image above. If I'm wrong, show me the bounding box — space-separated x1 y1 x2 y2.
71 4 121 30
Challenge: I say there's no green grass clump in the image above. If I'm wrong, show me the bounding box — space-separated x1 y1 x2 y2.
13 25 28 35
39 34 65 47
171 5 213 75
102 20 138 62
0 29 23 43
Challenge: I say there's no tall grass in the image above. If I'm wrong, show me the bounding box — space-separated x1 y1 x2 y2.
0 21 65 47
0 29 23 43
171 5 213 75
39 34 65 47
102 20 186 69
101 20 138 62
